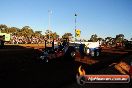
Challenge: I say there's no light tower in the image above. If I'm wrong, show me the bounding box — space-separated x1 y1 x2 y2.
75 13 77 41
48 10 52 43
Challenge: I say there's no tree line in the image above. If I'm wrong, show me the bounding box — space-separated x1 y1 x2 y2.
88 34 130 47
0 24 131 46
0 24 60 40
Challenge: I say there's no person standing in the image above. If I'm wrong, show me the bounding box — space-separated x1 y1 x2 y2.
79 43 84 59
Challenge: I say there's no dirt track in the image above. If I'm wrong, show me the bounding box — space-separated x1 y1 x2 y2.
0 45 131 88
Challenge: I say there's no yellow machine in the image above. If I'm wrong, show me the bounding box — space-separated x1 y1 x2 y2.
75 29 81 37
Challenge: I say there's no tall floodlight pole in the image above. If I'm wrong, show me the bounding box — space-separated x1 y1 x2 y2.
75 13 77 42
48 10 51 30
48 10 52 43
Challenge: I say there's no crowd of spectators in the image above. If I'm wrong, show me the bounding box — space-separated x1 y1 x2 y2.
10 35 45 44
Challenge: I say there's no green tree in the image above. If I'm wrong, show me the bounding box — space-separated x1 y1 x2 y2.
21 26 34 37
44 30 59 40
90 34 98 42
8 27 18 34
98 37 104 42
0 24 8 33
114 34 125 47
33 31 42 37
62 33 72 39
51 32 59 40
105 37 113 46
97 37 104 45
45 30 52 39
115 34 124 43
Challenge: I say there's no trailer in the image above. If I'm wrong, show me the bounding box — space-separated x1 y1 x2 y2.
69 41 101 57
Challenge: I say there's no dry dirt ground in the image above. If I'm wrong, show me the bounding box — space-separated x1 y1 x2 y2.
0 45 131 88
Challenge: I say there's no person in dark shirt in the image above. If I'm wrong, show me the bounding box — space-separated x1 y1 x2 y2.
79 43 85 59
0 40 4 48
0 35 4 48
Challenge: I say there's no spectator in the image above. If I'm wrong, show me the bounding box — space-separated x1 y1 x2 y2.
79 43 85 59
